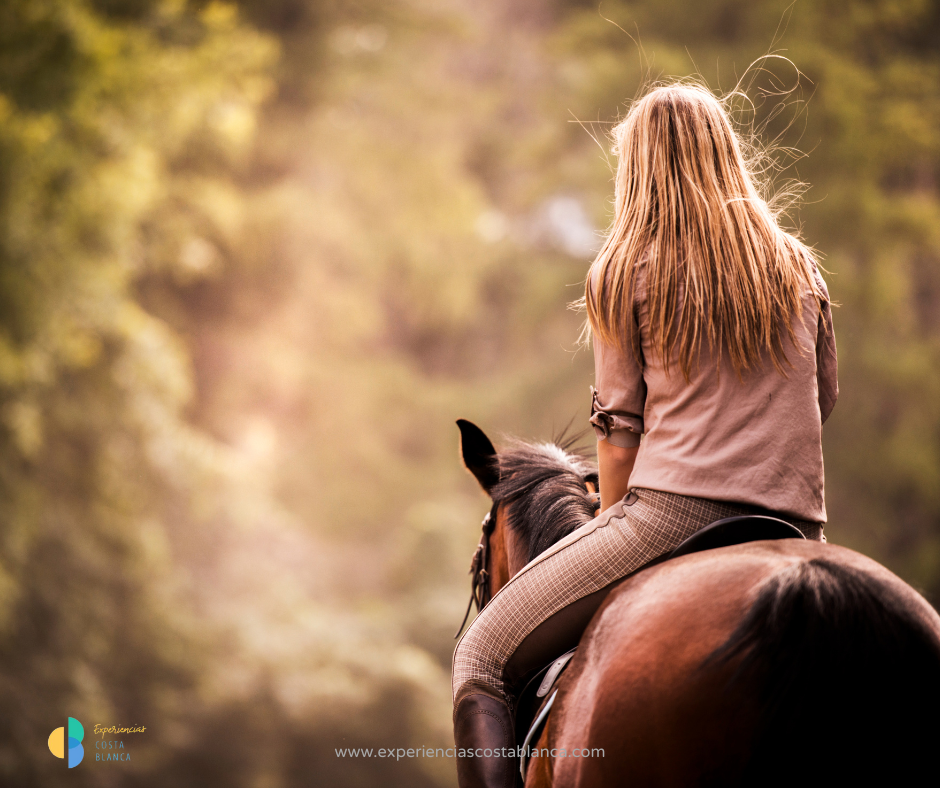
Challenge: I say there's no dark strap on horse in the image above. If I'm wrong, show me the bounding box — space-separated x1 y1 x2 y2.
668 514 805 560
454 503 498 638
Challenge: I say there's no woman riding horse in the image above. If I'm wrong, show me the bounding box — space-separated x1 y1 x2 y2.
452 82 838 788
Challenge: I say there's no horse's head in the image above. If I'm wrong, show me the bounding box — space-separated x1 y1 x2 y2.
454 419 598 636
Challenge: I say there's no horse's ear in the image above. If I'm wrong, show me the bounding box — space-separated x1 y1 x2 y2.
457 419 500 495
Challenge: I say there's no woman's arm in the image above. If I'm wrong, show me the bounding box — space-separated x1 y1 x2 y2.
598 439 639 513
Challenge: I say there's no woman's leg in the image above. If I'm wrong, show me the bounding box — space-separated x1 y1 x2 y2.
451 488 824 787
452 502 632 788
452 490 743 787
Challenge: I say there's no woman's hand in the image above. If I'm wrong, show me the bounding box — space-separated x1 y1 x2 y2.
597 439 639 513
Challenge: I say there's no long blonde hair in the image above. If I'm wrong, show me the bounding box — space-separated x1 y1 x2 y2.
583 82 822 378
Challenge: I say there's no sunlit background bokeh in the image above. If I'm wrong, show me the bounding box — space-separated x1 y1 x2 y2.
2 1 939 785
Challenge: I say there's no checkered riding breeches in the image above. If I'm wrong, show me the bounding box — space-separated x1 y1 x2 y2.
451 487 824 702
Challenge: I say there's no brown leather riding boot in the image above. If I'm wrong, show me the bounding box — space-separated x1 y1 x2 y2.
453 683 518 788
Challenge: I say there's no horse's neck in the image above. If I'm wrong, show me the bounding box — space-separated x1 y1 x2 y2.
489 505 530 595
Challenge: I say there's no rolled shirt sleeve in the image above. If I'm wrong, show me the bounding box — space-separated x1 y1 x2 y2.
590 334 646 449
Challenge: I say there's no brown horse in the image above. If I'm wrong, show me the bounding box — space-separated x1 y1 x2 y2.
456 420 940 788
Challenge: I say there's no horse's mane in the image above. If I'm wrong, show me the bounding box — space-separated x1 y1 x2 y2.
704 558 940 785
490 435 598 563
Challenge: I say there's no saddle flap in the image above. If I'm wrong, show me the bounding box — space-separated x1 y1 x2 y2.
536 650 576 698
520 690 557 780
518 649 576 778
668 514 805 560
514 646 578 749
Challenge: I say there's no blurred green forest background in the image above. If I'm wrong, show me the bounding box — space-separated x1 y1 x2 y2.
1 0 939 785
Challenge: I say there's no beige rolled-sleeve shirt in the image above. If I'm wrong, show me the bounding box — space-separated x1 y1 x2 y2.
590 262 838 523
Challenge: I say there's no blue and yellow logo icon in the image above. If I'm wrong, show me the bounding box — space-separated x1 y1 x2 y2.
48 718 84 768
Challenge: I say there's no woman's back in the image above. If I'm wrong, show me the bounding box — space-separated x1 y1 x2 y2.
591 255 837 523
584 82 837 523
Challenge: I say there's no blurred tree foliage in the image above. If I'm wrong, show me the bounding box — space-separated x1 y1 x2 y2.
1 1 939 786
0 1 278 785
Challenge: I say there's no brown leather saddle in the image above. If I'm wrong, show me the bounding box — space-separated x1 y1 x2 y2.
514 514 805 777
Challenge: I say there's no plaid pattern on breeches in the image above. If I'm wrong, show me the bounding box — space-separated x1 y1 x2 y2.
452 487 823 702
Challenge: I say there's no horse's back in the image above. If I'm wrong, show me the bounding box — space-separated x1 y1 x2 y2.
535 540 940 788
